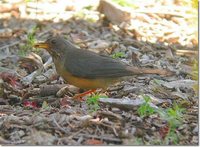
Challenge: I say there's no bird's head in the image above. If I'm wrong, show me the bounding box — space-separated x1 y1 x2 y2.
34 36 74 58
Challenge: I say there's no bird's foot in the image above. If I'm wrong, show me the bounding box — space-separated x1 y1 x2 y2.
73 89 96 101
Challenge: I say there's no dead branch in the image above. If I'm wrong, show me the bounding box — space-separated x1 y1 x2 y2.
75 133 122 143
176 49 198 57
99 97 158 111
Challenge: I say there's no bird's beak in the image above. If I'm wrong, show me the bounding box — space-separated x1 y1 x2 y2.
34 43 50 50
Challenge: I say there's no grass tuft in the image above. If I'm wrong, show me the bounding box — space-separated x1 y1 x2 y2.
86 94 108 112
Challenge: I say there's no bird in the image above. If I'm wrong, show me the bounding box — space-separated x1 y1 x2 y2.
34 35 173 99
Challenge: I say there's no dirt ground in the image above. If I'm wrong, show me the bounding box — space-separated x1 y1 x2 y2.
0 0 198 145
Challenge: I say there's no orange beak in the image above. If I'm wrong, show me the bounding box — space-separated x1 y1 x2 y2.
34 43 50 50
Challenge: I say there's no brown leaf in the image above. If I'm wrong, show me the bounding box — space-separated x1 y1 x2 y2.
18 52 43 73
59 96 71 108
0 72 22 89
84 139 104 145
159 124 170 139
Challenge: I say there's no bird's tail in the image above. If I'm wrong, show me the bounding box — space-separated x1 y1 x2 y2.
127 66 174 76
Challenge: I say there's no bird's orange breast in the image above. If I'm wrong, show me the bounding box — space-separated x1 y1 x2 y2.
54 60 116 89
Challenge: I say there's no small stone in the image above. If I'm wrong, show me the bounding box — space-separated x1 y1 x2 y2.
43 69 57 79
10 130 25 141
137 83 145 86
87 40 110 53
151 126 156 131
178 124 188 130
18 130 25 137
137 76 146 80
34 75 47 83
123 85 139 94
119 44 127 52
111 107 120 112
140 54 150 64
131 127 136 135
103 33 112 39
138 80 144 84
144 134 151 141
191 136 198 144
120 59 130 64
111 41 119 47
127 46 139 52
119 129 130 138
133 116 142 122
0 28 12 37
192 125 198 134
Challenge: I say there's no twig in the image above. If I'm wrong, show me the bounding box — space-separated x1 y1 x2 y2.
97 111 123 121
67 129 85 140
0 40 20 50
176 49 198 57
52 116 68 134
75 133 122 143
88 117 120 137
99 97 158 111
39 84 67 97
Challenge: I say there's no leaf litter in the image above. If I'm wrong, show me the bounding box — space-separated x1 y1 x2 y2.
0 0 198 145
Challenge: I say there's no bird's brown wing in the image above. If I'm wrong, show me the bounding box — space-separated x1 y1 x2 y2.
64 49 133 79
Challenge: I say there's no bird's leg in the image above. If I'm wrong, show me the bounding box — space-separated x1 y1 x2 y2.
73 89 96 101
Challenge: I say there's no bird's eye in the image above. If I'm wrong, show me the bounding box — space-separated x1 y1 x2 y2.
51 39 56 44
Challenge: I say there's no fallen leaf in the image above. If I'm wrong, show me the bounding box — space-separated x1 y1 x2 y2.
23 101 38 109
84 139 104 145
0 72 22 89
59 96 71 108
18 52 43 73
159 124 170 139
42 101 48 109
